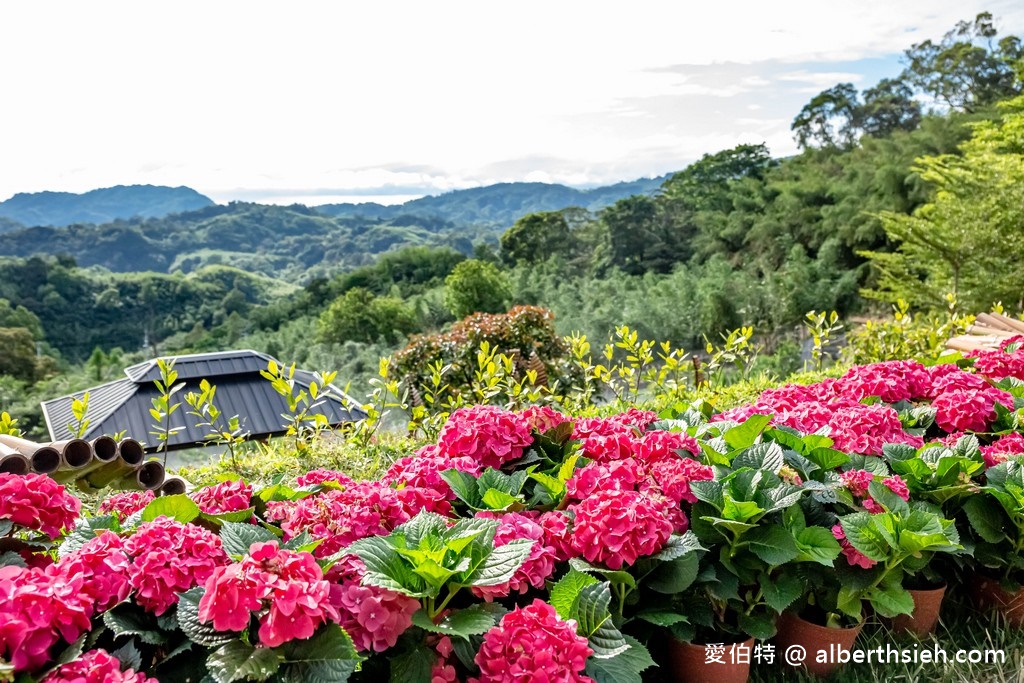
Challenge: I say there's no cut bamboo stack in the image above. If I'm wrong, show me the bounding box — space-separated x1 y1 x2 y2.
0 434 166 491
946 312 1024 352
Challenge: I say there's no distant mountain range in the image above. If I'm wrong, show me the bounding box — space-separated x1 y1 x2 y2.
0 185 215 230
0 174 671 280
315 176 669 226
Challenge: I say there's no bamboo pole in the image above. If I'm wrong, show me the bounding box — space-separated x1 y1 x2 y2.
113 460 166 491
0 434 61 474
0 443 31 475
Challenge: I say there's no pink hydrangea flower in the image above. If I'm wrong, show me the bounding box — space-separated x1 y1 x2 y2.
40 648 152 683
436 405 534 469
531 510 574 562
382 444 481 500
970 348 1024 381
828 404 923 456
328 555 419 653
840 469 875 498
97 490 154 523
646 456 714 505
296 469 357 488
53 530 130 616
981 432 1024 467
518 405 571 433
471 599 593 683
199 540 341 647
932 387 1013 433
472 512 555 600
0 565 91 672
565 459 645 501
0 473 81 539
837 361 931 403
832 524 876 570
123 517 229 615
569 489 673 569
637 430 701 462
191 479 253 515
266 482 447 557
577 431 637 463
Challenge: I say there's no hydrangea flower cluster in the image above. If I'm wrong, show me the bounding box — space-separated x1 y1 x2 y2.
266 481 447 557
0 565 91 672
472 512 556 600
970 346 1024 381
436 405 533 469
0 473 81 538
199 540 341 647
381 444 481 499
40 648 152 683
97 490 154 522
637 429 701 461
296 468 357 488
327 555 419 652
981 432 1024 468
518 405 570 433
123 517 229 615
53 530 130 615
568 489 673 569
471 599 594 683
932 387 1013 433
191 478 253 515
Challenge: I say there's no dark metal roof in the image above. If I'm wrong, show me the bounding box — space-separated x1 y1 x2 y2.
41 350 366 452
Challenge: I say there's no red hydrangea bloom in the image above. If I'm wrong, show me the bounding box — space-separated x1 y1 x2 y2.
328 555 419 652
928 367 992 397
637 430 701 462
0 565 91 672
531 511 574 562
123 517 229 615
518 405 571 433
0 473 81 539
382 444 481 500
472 512 555 600
932 387 1013 433
191 479 253 515
296 468 357 488
40 648 152 683
577 431 637 463
970 348 1024 381
837 360 933 403
97 490 154 523
981 432 1024 467
437 405 533 469
199 540 341 647
832 525 876 570
646 457 714 505
53 530 130 615
840 469 875 498
565 459 645 501
267 482 443 557
572 416 637 440
569 489 673 569
611 408 658 431
828 403 923 456
471 599 593 683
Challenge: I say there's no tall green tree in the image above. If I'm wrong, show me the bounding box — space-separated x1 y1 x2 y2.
318 287 419 344
500 211 573 266
863 95 1024 310
443 259 511 318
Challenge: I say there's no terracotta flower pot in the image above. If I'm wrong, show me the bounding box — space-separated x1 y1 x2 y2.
774 611 863 677
668 636 755 683
971 574 1024 627
891 584 946 637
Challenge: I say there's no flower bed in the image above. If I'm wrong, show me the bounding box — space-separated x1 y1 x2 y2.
2 339 1024 681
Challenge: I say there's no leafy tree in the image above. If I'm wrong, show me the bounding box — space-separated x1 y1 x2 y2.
318 287 420 344
0 299 43 339
791 83 861 150
862 95 1024 311
444 259 512 318
902 12 1023 113
500 211 574 266
0 327 37 382
859 78 923 137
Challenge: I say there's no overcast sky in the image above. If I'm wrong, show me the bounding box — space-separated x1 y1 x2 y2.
2 1 1023 206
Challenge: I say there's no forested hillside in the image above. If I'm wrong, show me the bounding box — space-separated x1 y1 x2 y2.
2 13 1022 442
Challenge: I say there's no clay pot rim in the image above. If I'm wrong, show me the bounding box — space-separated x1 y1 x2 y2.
783 608 864 632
